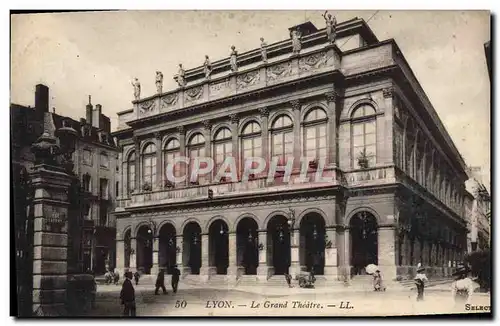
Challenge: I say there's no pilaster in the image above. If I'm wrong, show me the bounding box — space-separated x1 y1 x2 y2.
259 107 270 175
200 233 209 282
130 237 137 270
228 233 237 279
257 231 268 281
151 236 159 275
133 137 141 191
325 91 338 167
155 132 162 190
378 225 397 281
290 100 301 171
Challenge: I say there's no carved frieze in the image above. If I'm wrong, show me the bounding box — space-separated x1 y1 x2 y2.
236 70 261 90
299 51 330 73
161 93 178 109
266 62 292 83
139 100 155 115
184 86 204 104
209 79 230 97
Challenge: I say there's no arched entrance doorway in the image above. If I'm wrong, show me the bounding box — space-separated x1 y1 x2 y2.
182 222 201 275
159 223 176 274
209 220 229 275
267 215 291 275
136 225 153 274
299 213 326 275
124 229 131 269
350 211 378 275
236 217 259 275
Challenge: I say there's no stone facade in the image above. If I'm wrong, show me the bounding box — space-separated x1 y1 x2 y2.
112 18 470 283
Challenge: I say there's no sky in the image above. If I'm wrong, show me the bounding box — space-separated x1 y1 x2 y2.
10 10 491 188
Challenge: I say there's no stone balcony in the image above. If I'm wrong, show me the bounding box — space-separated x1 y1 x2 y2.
116 167 349 210
115 166 401 211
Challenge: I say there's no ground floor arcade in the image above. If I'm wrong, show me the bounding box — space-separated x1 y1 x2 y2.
115 191 468 282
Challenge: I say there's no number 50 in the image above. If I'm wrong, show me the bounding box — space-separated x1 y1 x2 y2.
175 300 187 308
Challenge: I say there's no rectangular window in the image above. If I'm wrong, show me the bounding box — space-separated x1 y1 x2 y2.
100 178 109 200
100 153 109 168
83 149 93 166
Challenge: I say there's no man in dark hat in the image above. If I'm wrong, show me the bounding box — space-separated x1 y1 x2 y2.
120 271 136 317
171 265 180 293
155 269 168 295
134 271 140 286
414 264 428 301
451 264 474 306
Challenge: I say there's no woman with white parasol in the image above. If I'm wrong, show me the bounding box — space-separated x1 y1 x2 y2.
366 264 385 291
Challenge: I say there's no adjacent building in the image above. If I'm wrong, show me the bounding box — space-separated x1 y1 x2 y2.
11 84 119 276
113 17 470 283
465 167 491 252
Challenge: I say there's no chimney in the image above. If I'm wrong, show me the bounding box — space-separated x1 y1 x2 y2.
86 95 93 125
92 104 102 129
35 84 49 113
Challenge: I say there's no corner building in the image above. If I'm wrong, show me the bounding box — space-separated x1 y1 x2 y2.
113 18 469 284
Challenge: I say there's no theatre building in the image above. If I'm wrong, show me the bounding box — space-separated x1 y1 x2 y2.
112 18 469 283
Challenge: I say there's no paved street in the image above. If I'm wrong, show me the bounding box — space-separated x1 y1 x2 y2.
87 283 491 317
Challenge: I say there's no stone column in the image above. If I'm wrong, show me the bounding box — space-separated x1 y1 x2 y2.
200 233 210 282
382 87 395 165
324 227 338 278
151 236 159 275
259 107 270 175
177 126 187 187
325 91 338 167
116 239 125 275
378 225 397 281
290 100 302 171
202 120 212 184
290 228 300 277
155 132 162 190
31 165 72 316
133 137 141 191
230 114 239 180
176 235 183 271
228 233 237 279
130 237 137 271
338 227 349 280
257 231 268 281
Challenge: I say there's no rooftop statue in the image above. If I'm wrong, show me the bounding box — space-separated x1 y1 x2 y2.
175 64 186 87
260 37 268 63
290 29 302 54
155 71 164 94
203 55 213 79
131 77 141 101
322 10 337 44
230 45 238 72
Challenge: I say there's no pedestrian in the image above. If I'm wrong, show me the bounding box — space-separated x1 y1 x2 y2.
134 271 140 286
171 265 180 293
451 264 474 306
154 269 168 295
284 273 293 288
120 271 136 317
373 270 385 291
113 269 120 285
414 264 428 301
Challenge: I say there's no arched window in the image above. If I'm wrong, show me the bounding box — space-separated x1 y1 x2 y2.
142 143 157 189
213 128 232 177
127 151 136 194
241 121 262 172
351 104 377 168
163 138 181 185
188 133 206 184
303 108 327 163
271 115 293 166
